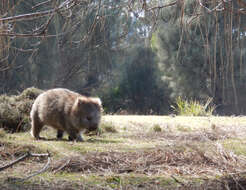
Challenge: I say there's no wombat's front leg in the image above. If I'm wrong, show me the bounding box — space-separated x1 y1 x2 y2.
67 130 84 142
76 134 83 142
57 130 64 139
68 134 83 142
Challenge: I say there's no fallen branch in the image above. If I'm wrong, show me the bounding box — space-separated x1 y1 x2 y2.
0 151 51 172
21 153 51 181
0 152 29 172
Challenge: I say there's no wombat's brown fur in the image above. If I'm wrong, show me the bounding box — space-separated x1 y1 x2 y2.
30 88 102 141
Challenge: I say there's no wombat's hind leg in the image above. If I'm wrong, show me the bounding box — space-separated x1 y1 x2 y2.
57 130 64 139
30 118 44 140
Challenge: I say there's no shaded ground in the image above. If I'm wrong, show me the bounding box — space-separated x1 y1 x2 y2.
1 115 246 189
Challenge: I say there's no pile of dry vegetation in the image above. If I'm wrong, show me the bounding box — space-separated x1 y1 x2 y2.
0 87 43 132
51 144 246 176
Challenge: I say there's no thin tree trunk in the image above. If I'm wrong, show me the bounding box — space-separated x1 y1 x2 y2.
229 4 239 113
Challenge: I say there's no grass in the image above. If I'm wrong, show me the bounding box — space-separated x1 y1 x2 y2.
221 138 246 156
1 115 246 189
151 124 162 132
100 122 118 133
172 96 216 116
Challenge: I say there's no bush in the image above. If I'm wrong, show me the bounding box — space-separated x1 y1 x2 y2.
0 87 43 132
171 97 215 116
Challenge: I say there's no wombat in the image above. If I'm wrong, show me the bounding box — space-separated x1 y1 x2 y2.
30 88 102 141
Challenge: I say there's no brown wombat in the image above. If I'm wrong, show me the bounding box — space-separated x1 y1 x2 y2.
30 88 102 141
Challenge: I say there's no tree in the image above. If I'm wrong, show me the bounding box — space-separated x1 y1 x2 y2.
155 0 246 114
0 0 130 94
102 46 171 114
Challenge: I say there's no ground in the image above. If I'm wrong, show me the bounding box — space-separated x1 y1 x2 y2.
1 115 246 189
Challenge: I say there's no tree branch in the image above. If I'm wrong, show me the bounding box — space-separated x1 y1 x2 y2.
21 153 51 181
0 0 74 23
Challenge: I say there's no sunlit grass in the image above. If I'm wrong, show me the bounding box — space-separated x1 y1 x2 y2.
171 97 216 116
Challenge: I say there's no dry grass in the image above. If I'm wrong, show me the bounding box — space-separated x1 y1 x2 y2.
51 144 246 176
0 87 43 132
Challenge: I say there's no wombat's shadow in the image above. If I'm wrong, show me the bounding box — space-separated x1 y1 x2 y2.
37 137 69 142
86 138 120 144
37 137 119 144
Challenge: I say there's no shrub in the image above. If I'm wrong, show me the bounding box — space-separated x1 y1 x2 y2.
171 97 215 116
0 87 43 132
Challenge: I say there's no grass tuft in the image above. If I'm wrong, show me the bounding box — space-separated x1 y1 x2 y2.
171 96 216 116
151 124 162 132
100 122 118 133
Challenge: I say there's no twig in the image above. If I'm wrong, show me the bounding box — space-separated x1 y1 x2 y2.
53 159 70 173
0 152 30 171
0 151 51 181
171 175 186 186
16 118 25 132
0 0 72 23
30 152 50 157
32 0 52 9
147 1 177 11
21 152 51 181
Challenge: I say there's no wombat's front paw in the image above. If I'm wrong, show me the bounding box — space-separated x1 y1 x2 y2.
76 135 84 142
68 135 84 142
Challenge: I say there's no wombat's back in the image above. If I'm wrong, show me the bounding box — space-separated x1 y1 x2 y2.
30 88 79 126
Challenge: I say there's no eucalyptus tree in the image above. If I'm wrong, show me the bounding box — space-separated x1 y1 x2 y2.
155 0 246 114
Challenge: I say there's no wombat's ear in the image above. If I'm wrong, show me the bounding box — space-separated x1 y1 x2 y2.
91 97 102 107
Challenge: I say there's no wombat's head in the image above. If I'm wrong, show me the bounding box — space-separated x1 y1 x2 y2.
71 96 102 131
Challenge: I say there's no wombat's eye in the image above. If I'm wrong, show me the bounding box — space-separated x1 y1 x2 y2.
86 116 92 121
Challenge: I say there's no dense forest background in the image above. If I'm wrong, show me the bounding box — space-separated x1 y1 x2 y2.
1 0 246 115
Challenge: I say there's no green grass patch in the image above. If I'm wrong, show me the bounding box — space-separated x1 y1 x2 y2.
38 172 177 189
100 122 118 133
221 139 246 156
171 96 215 116
151 124 162 132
